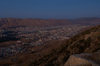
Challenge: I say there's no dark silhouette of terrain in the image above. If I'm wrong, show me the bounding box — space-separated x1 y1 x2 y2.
0 30 19 42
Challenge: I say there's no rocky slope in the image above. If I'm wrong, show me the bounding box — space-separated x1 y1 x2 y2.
29 25 100 66
64 50 100 66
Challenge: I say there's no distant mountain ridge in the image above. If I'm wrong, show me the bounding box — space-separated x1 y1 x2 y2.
0 18 70 29
0 17 100 29
71 17 100 25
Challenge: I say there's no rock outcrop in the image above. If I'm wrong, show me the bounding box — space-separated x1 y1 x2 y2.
64 50 100 66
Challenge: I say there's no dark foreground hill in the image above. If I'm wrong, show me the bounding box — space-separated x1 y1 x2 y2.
0 26 100 66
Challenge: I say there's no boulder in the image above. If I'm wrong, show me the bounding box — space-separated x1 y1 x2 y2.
64 50 100 66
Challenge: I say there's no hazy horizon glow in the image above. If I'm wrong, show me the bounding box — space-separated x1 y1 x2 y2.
0 0 100 19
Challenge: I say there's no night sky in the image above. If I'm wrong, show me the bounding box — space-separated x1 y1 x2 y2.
0 0 100 19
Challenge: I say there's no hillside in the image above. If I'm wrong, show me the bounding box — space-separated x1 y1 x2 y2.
0 25 100 66
29 25 100 66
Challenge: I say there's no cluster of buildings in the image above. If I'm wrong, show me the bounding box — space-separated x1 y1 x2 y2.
0 24 90 58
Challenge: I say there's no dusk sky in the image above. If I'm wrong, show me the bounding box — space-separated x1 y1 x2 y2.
0 0 100 19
